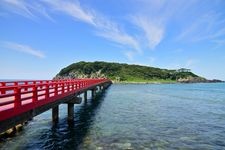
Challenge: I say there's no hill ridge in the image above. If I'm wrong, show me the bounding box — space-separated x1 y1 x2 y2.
55 61 213 83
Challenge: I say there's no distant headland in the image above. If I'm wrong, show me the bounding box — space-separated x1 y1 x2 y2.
55 61 223 84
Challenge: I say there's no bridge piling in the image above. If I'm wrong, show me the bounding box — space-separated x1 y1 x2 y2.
52 106 59 123
91 89 96 99
84 91 87 102
67 103 74 122
65 96 82 122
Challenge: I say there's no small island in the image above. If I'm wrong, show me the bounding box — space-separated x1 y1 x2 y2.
55 61 223 83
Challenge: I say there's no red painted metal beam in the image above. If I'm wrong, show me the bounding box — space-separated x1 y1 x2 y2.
0 79 110 122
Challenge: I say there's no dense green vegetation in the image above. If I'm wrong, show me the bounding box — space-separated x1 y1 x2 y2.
56 61 202 83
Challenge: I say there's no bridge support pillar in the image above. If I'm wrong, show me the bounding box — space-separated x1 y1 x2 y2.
64 96 81 122
91 89 96 99
84 91 87 102
52 105 59 123
67 103 74 122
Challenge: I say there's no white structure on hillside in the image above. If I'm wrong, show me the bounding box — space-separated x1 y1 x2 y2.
176 68 191 73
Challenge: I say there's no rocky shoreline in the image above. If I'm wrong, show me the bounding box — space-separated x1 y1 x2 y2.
177 77 224 83
113 80 224 84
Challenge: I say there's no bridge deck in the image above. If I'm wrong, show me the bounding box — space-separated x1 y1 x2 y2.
0 79 111 123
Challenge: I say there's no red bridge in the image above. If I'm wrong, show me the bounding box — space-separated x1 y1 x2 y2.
0 79 112 134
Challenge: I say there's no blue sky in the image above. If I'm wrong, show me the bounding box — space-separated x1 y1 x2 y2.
0 0 225 80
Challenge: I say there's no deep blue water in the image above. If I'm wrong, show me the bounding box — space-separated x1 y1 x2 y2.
1 83 225 149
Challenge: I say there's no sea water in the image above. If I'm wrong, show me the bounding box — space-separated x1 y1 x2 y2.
0 83 225 149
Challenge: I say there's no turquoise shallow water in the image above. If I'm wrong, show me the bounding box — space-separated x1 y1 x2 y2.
1 83 225 149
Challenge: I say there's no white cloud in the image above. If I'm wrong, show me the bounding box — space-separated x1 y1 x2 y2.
1 0 34 18
42 0 95 25
0 0 55 21
1 0 140 60
95 20 140 52
1 41 45 58
3 0 220 63
43 0 140 52
177 11 225 42
130 0 198 50
133 16 164 49
30 2 55 22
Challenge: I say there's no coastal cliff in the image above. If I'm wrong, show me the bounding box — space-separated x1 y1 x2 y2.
55 61 222 83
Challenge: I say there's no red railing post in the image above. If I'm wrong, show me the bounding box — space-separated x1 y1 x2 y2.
74 82 77 90
72 82 74 91
80 81 82 88
33 85 38 102
62 82 64 94
64 82 66 93
64 82 67 93
1 82 6 94
54 83 58 96
67 82 70 92
78 81 81 89
14 86 21 108
45 83 49 99
24 81 28 92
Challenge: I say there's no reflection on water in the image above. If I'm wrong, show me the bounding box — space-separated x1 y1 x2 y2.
1 83 225 149
42 93 107 150
0 91 107 150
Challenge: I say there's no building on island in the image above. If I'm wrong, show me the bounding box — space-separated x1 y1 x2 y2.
176 68 191 73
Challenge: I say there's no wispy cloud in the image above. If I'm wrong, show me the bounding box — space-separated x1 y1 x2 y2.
95 19 140 52
42 0 95 25
132 16 164 49
1 0 54 21
1 0 34 18
130 0 197 50
43 0 140 52
176 11 225 42
1 0 140 53
2 0 222 63
1 41 45 58
1 0 141 60
30 2 55 22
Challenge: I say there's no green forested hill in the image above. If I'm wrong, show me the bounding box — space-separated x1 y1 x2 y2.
55 61 204 83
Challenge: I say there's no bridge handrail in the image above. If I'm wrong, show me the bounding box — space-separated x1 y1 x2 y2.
0 78 111 121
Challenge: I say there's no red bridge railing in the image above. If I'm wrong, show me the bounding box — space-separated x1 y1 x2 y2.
0 79 110 122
